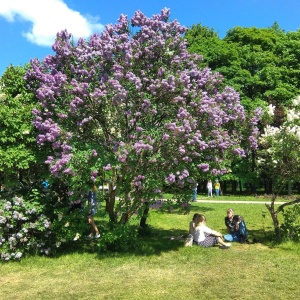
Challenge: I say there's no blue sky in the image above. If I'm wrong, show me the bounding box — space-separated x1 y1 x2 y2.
1 0 300 76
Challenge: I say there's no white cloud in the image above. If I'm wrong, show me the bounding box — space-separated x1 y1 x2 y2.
0 0 105 47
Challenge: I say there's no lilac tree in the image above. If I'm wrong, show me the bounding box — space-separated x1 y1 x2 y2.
26 9 259 225
258 99 300 239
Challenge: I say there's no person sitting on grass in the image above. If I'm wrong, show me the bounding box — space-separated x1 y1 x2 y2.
184 213 200 246
224 208 249 243
189 213 200 236
193 214 231 249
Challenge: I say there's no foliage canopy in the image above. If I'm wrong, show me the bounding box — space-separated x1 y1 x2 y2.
25 9 259 224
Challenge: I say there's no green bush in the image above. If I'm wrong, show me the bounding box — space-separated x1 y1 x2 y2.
281 204 300 241
99 222 140 252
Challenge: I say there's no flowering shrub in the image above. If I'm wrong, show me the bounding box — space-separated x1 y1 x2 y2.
258 97 300 238
0 193 52 261
0 186 92 261
25 8 260 226
259 98 300 185
180 202 191 215
150 199 190 214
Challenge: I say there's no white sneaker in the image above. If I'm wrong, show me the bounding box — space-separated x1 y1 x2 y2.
184 234 193 247
94 233 101 239
87 234 93 239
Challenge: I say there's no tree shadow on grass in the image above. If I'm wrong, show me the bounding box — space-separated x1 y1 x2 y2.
247 228 276 246
50 226 189 259
47 205 279 259
50 226 277 260
93 227 190 259
150 204 215 215
190 204 216 213
50 205 218 258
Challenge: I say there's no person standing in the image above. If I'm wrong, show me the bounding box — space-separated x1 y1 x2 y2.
214 180 220 197
207 180 213 197
191 182 198 202
87 185 100 239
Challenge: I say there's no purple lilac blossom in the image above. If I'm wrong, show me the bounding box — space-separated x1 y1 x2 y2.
24 8 261 205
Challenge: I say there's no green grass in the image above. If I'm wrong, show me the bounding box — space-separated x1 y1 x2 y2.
1 202 300 300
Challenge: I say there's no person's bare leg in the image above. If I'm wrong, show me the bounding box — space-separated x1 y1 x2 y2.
217 237 231 247
88 217 99 235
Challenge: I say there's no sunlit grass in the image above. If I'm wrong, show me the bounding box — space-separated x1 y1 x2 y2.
1 202 299 300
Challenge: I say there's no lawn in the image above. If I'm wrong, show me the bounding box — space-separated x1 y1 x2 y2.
1 201 299 300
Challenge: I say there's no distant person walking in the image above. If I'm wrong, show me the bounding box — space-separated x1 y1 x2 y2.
87 185 100 239
207 180 213 197
191 182 198 202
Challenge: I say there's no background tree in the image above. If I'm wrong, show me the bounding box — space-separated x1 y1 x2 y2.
258 98 300 239
25 9 260 227
0 65 49 190
185 23 300 193
186 23 300 109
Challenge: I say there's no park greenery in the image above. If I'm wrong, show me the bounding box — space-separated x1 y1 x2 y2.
1 203 300 299
1 8 300 262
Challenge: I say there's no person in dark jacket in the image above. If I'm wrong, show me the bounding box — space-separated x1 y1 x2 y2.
224 208 249 243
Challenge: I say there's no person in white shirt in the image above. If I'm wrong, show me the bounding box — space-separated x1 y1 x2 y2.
194 214 231 249
207 180 213 197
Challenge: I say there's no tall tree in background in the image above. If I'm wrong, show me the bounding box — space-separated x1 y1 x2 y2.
0 65 48 190
186 23 300 110
185 23 300 193
25 9 260 225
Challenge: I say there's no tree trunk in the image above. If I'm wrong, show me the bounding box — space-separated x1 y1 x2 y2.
120 212 129 224
139 202 150 228
106 190 117 222
288 181 292 196
270 209 280 239
223 181 227 194
265 178 273 194
231 180 237 194
265 195 281 240
119 192 132 224
105 167 128 223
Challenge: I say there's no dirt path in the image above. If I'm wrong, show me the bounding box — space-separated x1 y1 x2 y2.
195 199 287 205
